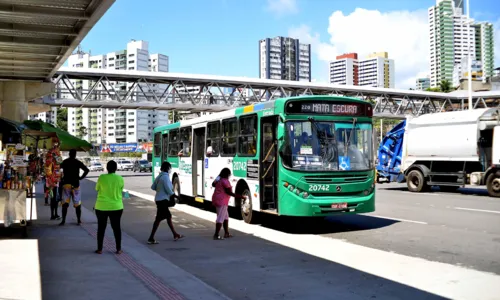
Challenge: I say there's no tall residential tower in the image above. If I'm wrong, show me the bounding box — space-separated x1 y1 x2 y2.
259 36 311 82
429 0 495 87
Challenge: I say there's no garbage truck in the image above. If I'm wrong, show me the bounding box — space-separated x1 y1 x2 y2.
376 108 500 197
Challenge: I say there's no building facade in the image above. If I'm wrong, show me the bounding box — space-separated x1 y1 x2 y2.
358 52 395 88
429 0 495 87
259 36 311 82
28 108 58 126
416 77 431 90
329 53 359 85
64 40 170 144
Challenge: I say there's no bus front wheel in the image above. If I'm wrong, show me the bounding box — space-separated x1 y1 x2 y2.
240 188 253 224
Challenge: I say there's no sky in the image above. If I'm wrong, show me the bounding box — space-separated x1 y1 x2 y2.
78 0 500 89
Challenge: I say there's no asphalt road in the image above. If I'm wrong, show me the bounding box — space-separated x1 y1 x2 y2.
80 170 500 299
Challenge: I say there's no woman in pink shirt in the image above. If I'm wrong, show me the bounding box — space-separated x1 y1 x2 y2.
211 168 245 240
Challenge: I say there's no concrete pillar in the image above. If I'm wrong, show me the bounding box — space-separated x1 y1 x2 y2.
0 81 54 122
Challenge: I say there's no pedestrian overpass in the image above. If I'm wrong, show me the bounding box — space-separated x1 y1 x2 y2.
41 67 500 118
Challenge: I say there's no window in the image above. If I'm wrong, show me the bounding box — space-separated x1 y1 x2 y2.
128 112 134 115
154 132 161 156
168 129 179 156
128 125 135 128
162 133 168 159
238 115 257 156
180 127 192 156
128 60 135 64
221 118 237 156
206 121 220 156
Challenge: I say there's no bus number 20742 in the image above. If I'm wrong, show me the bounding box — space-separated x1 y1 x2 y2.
309 184 331 192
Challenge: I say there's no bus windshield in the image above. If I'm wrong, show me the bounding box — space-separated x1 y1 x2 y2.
282 121 373 171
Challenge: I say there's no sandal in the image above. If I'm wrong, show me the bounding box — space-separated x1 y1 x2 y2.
95 250 102 254
224 233 233 238
174 234 184 241
213 235 224 240
147 239 159 245
115 250 123 255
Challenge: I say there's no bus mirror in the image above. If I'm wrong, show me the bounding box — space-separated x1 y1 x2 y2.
277 123 285 140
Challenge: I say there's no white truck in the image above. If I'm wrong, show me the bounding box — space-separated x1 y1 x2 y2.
401 108 500 197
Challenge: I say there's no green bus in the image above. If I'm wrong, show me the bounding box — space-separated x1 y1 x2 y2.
152 95 376 223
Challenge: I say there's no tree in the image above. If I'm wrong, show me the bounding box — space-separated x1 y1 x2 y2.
77 126 87 138
425 87 442 92
56 108 68 131
439 80 452 93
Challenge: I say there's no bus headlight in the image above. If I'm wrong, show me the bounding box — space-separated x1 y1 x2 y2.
302 192 309 198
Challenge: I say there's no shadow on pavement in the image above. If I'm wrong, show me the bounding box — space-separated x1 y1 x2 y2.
61 179 453 299
379 185 491 197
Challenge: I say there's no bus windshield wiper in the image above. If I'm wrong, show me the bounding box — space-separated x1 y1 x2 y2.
345 118 357 155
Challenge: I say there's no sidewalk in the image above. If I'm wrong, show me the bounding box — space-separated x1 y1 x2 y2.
1 183 231 300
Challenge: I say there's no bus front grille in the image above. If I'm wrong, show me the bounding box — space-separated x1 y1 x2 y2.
304 175 369 184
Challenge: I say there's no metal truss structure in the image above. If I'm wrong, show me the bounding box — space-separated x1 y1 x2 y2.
45 67 500 117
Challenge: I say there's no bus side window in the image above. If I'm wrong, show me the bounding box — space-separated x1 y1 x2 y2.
221 118 237 156
168 129 179 156
162 133 168 161
238 115 257 156
153 132 161 157
180 127 192 156
207 121 220 156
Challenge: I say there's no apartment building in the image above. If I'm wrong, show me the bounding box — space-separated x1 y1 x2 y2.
28 108 58 126
429 0 495 87
259 36 311 82
358 52 395 88
329 53 359 85
415 77 431 90
64 40 170 144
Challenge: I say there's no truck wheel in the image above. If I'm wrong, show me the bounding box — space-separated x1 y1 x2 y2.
486 173 500 197
407 170 428 192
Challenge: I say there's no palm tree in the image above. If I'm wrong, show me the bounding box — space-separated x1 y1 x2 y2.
439 80 452 93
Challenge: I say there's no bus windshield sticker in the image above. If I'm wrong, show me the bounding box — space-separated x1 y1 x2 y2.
300 146 313 155
339 156 351 170
204 158 209 169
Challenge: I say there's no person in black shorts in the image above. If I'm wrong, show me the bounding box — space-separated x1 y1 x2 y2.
147 162 183 244
59 149 89 226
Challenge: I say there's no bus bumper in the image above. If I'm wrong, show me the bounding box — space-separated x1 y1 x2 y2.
278 191 375 217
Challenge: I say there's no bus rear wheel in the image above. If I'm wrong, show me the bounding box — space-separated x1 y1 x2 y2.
240 188 253 224
172 177 181 204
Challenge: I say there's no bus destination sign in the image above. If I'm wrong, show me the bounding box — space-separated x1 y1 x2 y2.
285 101 367 116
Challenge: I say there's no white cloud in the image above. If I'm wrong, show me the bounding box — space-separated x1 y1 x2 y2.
266 0 298 16
292 8 431 88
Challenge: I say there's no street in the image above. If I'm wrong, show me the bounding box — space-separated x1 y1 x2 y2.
80 170 500 299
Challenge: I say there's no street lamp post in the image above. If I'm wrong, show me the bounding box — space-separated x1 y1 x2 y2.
466 0 473 110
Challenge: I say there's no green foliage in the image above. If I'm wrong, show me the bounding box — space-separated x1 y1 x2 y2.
77 126 87 138
56 108 68 131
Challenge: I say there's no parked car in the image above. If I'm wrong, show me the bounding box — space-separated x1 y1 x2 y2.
89 162 104 172
133 160 152 173
117 160 134 171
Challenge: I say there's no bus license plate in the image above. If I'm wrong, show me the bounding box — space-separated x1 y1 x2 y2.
331 203 347 209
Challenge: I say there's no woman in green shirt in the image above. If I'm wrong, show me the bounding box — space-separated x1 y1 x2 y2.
94 160 125 254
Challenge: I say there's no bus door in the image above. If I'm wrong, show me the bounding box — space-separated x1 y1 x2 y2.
192 127 206 197
260 116 278 211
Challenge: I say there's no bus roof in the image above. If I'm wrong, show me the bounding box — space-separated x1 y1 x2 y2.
153 95 366 133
